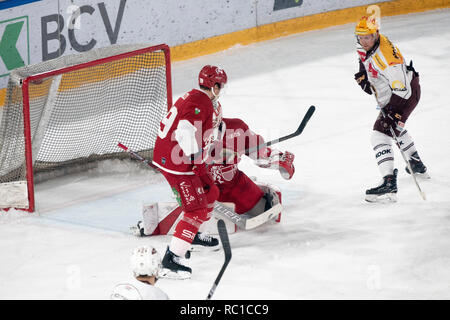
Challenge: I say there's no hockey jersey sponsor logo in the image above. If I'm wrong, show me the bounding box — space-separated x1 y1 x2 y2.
179 182 195 205
391 80 407 92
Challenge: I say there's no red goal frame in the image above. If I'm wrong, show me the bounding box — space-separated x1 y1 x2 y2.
19 44 172 212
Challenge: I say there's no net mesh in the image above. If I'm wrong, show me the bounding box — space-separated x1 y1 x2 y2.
0 44 170 208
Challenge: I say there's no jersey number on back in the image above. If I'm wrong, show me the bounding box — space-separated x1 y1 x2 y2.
158 106 178 139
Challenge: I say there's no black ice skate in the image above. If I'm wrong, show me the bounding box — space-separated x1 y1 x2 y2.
405 151 430 179
190 232 220 252
159 247 192 280
130 221 146 237
365 169 398 203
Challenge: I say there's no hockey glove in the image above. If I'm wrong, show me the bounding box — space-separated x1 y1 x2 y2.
192 162 219 204
255 149 295 180
193 162 214 186
354 70 372 95
381 105 405 133
278 151 295 180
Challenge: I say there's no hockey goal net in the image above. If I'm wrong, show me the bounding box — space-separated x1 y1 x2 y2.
0 44 171 212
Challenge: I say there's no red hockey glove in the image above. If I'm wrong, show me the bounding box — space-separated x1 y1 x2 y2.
192 162 219 205
255 149 295 180
193 162 213 185
278 151 295 180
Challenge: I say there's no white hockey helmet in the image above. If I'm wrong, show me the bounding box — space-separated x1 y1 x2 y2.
110 284 142 300
130 245 161 278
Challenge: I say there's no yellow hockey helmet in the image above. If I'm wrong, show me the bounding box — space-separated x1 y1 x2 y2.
355 16 379 35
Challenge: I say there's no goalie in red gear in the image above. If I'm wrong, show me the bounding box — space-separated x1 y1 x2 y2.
206 117 295 215
152 65 227 279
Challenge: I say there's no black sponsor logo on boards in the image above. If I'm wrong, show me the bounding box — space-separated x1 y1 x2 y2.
273 0 303 11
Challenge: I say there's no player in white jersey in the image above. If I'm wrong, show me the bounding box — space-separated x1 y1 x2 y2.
111 246 169 300
353 16 428 202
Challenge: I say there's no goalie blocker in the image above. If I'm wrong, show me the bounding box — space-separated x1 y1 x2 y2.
131 182 282 236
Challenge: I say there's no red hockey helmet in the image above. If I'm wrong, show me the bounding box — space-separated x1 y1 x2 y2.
198 65 227 89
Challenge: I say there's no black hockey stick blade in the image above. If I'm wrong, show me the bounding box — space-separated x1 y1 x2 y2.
294 105 315 137
218 219 232 262
245 105 316 154
206 219 232 300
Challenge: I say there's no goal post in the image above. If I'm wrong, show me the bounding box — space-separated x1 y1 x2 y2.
0 44 172 212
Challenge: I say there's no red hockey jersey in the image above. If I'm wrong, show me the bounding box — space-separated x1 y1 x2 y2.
152 89 218 174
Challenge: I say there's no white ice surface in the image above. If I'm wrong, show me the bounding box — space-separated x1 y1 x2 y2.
1 9 449 300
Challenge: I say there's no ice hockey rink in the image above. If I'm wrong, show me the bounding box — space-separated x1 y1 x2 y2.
1 8 449 300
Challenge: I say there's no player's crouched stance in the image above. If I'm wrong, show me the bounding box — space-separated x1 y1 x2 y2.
111 246 169 300
207 117 295 217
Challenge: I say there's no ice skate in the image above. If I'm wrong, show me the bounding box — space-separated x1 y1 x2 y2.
365 169 398 203
130 221 146 237
405 151 430 179
159 247 191 280
190 232 220 252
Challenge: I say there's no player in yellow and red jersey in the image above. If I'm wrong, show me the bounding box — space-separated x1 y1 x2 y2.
354 16 428 203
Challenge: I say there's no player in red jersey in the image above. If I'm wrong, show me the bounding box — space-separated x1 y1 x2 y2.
207 117 295 215
153 65 227 279
132 116 294 236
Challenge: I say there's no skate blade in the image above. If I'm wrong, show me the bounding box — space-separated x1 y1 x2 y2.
365 193 397 203
129 226 144 237
414 172 431 180
189 244 221 252
159 268 191 280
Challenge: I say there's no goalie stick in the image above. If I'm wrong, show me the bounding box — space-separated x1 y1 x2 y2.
380 110 426 200
214 200 282 230
245 105 315 155
206 219 232 300
118 105 315 169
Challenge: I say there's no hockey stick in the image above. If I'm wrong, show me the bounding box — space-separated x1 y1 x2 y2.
380 111 426 200
245 105 315 155
206 219 232 300
120 106 315 166
117 142 160 172
214 200 282 230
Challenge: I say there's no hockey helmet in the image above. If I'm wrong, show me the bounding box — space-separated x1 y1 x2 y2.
110 284 142 300
130 245 161 278
198 65 228 89
355 16 379 36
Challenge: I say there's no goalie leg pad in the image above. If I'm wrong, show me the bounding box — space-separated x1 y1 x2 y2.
218 170 264 214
